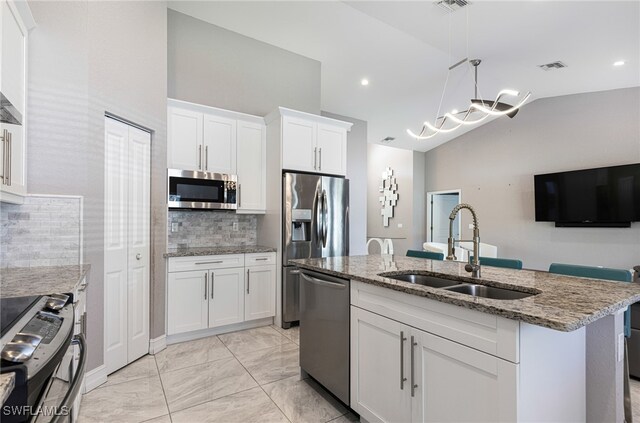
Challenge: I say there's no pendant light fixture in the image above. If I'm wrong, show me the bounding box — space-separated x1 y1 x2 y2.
407 7 531 140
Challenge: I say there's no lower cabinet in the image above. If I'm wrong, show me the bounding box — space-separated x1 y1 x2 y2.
167 253 276 336
245 265 276 321
351 306 517 423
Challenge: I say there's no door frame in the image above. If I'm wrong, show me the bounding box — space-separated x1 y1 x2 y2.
426 189 461 243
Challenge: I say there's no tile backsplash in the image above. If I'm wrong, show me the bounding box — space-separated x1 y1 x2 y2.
1 195 82 268
168 211 257 249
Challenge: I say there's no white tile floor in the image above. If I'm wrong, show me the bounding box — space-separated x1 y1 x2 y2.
78 325 356 423
79 323 640 423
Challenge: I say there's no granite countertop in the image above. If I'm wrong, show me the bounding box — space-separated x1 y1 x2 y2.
291 255 640 332
0 265 90 299
0 373 14 404
164 245 277 258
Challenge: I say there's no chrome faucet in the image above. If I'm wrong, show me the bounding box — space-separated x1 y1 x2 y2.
446 203 481 278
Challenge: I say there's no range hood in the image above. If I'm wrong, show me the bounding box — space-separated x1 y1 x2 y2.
0 92 22 125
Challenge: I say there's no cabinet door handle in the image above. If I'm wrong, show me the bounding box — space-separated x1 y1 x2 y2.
247 269 250 294
210 272 214 299
313 147 317 170
400 331 407 390
0 129 6 184
198 145 202 170
318 147 322 171
204 272 208 300
411 335 417 397
205 145 208 170
238 183 242 208
6 131 11 186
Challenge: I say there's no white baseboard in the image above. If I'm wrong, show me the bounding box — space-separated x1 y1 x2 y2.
149 335 167 354
83 364 107 394
166 318 273 345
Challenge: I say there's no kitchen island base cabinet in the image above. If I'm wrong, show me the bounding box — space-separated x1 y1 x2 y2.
350 280 586 423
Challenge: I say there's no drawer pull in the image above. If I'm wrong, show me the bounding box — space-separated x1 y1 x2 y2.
255 258 269 261
195 260 224 265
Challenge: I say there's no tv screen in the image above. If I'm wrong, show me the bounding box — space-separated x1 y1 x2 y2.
534 163 640 226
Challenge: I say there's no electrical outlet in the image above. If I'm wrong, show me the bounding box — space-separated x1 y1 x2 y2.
232 222 239 231
468 223 474 229
171 222 179 233
397 223 403 228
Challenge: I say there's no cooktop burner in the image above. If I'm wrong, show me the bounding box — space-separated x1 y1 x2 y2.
0 295 42 338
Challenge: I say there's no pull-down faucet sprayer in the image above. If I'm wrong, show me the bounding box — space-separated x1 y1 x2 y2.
447 203 481 278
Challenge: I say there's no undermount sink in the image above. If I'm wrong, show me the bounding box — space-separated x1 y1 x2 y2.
382 273 462 288
444 284 534 300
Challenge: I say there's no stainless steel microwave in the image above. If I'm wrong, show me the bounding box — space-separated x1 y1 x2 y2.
168 169 237 210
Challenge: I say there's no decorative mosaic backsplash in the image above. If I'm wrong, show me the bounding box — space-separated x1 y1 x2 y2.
1 195 82 268
167 210 257 249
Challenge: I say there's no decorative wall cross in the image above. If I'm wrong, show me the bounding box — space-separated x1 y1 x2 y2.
379 166 399 227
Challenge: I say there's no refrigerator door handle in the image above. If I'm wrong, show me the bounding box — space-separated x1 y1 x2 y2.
316 191 323 244
322 190 328 248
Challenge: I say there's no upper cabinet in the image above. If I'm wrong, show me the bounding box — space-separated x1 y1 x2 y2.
267 107 352 176
167 99 266 213
0 0 35 205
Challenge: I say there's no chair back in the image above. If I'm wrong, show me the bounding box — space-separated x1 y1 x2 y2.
407 250 444 261
549 262 632 337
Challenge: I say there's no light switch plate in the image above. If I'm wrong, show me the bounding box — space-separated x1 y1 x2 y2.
468 223 474 229
232 222 239 231
397 223 403 228
171 222 179 233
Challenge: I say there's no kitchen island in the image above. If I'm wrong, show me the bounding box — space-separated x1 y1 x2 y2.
293 255 640 423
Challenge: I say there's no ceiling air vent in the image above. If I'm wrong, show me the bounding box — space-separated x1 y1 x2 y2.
538 61 567 71
434 0 470 13
381 136 395 144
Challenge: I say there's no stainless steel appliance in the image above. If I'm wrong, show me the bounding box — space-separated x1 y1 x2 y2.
282 172 349 328
168 168 237 210
1 295 86 423
299 269 350 406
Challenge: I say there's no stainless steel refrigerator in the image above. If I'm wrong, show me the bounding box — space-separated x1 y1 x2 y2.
282 172 349 328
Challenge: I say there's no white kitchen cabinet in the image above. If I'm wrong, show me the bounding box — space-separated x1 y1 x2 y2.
167 252 276 337
351 307 412 423
167 106 202 171
209 267 245 328
351 306 517 423
245 264 276 321
316 123 347 175
350 280 586 423
203 113 236 175
268 107 352 176
0 0 33 205
167 270 208 335
236 120 266 213
282 116 316 172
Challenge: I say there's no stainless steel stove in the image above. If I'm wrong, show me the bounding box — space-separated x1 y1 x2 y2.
1 294 85 423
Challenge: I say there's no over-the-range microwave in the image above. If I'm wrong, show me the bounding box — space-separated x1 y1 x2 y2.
168 168 237 210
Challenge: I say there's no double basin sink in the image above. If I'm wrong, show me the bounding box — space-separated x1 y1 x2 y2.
381 273 534 300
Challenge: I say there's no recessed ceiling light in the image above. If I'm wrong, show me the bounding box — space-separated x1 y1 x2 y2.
361 79 369 86
613 60 625 67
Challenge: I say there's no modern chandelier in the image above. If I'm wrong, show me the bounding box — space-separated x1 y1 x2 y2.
407 6 531 140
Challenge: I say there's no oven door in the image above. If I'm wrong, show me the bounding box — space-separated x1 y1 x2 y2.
32 334 86 423
167 169 236 210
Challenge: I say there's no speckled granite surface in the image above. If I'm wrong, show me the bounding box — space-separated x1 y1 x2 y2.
291 255 640 332
164 245 276 258
0 265 90 298
0 373 14 404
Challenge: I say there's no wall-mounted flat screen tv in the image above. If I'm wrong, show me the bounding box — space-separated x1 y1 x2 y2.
534 163 640 227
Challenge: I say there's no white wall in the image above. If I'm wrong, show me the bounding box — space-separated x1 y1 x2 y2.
367 143 424 255
27 1 168 371
423 87 640 270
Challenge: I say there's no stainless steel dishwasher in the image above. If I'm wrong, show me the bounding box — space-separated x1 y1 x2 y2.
299 268 350 406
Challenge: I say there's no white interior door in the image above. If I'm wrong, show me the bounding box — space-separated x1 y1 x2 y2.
127 126 150 362
104 118 129 374
104 117 150 375
430 193 460 243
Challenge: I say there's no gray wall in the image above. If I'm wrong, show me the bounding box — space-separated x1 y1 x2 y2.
168 9 321 116
424 87 640 271
367 144 424 255
322 111 368 256
27 1 167 371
